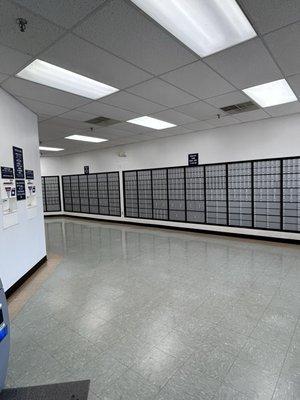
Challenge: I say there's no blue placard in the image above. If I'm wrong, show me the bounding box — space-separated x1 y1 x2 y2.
188 153 199 166
16 179 26 201
84 166 90 175
25 169 34 180
13 146 24 179
1 166 14 179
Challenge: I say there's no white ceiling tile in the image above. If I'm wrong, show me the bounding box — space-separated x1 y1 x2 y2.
41 116 92 130
113 121 154 135
150 110 197 125
59 110 97 122
16 96 69 116
205 116 240 127
74 0 197 75
205 38 283 88
101 91 166 115
127 78 197 107
2 77 90 108
183 121 213 131
237 0 300 35
40 137 107 155
153 126 193 136
39 121 75 141
77 101 138 121
128 132 164 141
175 100 221 120
14 0 107 29
40 34 151 90
287 74 300 98
161 61 235 99
38 114 52 122
93 127 136 139
39 130 66 142
264 22 300 76
265 101 300 117
205 91 250 108
0 0 65 55
0 44 32 75
0 72 8 83
233 109 269 122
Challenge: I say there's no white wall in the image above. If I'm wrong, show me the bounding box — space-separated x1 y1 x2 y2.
41 113 300 241
0 89 47 291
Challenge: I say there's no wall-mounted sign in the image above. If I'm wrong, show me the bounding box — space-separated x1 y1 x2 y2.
25 169 34 180
16 179 26 201
84 166 90 175
1 166 14 179
188 153 199 166
13 146 24 179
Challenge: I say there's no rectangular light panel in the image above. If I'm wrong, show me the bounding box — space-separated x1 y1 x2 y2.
17 59 119 100
127 116 176 130
39 146 64 151
65 135 108 143
243 79 297 108
130 0 256 57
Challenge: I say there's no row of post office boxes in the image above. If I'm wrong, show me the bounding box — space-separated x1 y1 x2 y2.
186 211 205 223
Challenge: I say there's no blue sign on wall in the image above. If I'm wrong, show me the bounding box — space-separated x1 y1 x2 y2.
25 169 34 180
188 153 199 166
13 146 24 179
1 167 14 179
16 179 26 201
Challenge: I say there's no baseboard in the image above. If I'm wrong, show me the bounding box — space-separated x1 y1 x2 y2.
44 214 300 245
5 255 48 298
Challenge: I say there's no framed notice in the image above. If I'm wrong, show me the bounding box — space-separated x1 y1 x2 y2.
16 179 26 201
25 169 34 180
13 146 24 179
188 153 199 166
1 166 14 179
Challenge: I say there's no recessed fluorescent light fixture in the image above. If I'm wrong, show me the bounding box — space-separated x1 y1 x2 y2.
127 116 176 130
17 59 119 100
39 146 64 152
243 79 297 108
65 134 108 143
130 0 256 57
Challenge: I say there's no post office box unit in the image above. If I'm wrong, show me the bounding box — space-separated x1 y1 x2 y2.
108 172 121 216
42 176 61 212
253 160 281 230
185 166 205 223
137 170 152 219
124 171 138 218
205 164 227 226
283 158 300 232
228 162 252 227
168 168 186 222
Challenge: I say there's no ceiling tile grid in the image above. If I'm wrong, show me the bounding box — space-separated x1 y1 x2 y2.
126 78 198 108
160 60 235 99
77 101 139 121
0 0 299 155
74 0 197 75
204 38 283 89
39 34 152 90
13 0 108 29
100 91 167 115
0 0 65 55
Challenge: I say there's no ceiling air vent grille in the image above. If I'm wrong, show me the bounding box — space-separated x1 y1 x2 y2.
220 101 259 114
85 116 120 126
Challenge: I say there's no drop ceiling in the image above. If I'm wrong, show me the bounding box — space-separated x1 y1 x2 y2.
0 0 300 156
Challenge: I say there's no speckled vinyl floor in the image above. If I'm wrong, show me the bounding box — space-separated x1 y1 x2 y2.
7 217 300 399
